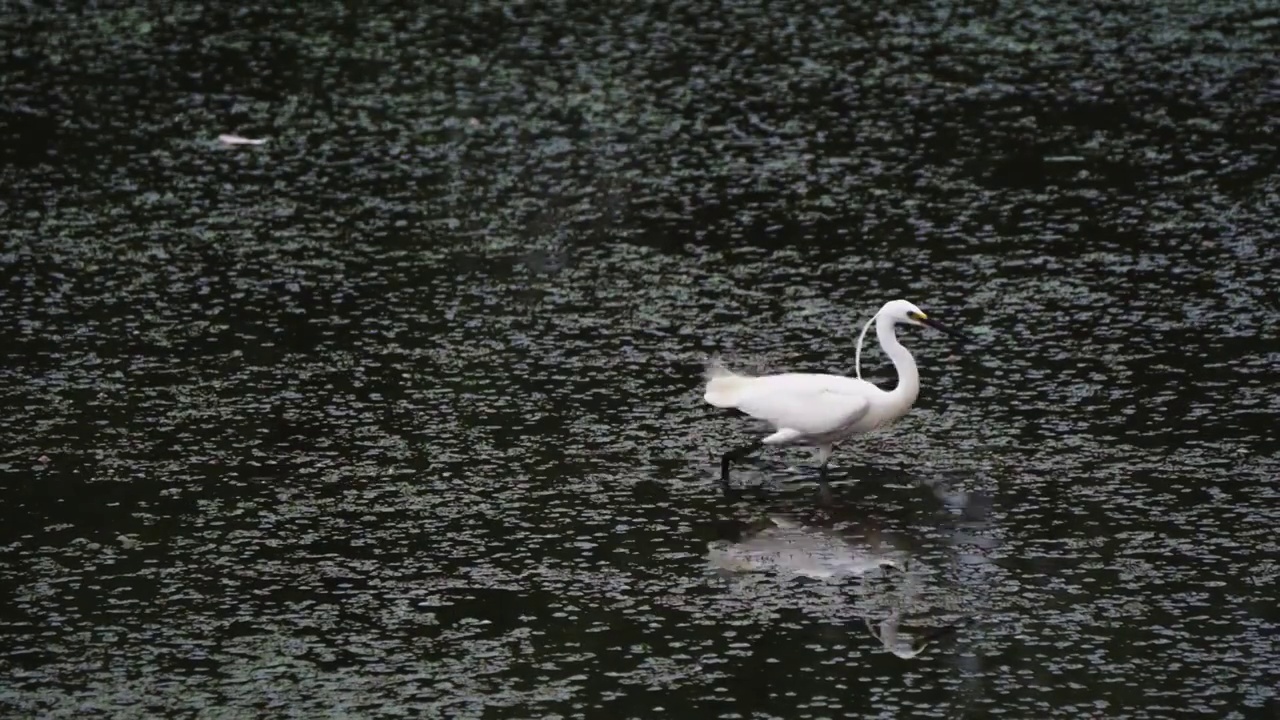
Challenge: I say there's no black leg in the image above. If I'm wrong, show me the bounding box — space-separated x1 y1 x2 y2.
814 450 834 489
815 480 834 508
720 440 763 485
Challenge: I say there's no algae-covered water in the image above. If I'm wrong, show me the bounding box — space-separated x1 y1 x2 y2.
2 1 1277 718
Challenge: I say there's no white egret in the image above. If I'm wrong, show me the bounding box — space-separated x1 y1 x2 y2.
703 299 968 484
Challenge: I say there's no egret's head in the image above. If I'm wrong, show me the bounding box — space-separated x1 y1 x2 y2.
883 299 969 340
881 299 928 326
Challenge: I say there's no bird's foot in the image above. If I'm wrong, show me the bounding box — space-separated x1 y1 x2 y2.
719 440 763 485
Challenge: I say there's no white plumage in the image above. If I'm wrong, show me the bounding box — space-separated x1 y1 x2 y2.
704 366 872 443
705 299 967 484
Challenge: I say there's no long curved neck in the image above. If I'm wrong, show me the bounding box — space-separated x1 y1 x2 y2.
876 313 919 407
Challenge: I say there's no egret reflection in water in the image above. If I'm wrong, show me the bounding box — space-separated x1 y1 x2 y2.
706 482 982 659
706 514 904 581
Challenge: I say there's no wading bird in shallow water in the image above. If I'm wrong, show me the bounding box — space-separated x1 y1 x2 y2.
704 299 969 485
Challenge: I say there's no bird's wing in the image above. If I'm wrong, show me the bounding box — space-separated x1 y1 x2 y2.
731 373 872 436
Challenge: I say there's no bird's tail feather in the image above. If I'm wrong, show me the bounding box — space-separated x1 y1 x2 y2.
703 358 753 407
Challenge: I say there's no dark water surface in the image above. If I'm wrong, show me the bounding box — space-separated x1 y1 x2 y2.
3 1 1278 718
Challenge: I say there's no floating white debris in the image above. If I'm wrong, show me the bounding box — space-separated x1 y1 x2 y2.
217 134 267 146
